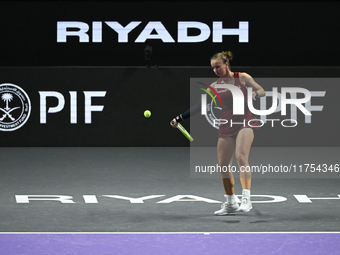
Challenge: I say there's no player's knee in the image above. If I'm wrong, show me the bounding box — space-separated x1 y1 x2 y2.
235 153 248 166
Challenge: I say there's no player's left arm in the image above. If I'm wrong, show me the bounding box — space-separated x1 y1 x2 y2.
239 72 266 100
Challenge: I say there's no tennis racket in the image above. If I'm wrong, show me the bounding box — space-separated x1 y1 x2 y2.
171 121 194 142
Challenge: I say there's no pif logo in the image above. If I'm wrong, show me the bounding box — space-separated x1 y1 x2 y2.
0 83 31 131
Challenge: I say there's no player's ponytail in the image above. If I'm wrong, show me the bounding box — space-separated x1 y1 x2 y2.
222 51 233 62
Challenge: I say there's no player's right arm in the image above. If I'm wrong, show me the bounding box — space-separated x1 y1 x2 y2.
170 81 216 127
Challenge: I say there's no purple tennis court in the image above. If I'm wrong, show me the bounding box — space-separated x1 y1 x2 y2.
1 232 339 255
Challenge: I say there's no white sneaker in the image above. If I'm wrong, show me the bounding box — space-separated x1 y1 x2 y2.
237 196 252 212
214 201 239 215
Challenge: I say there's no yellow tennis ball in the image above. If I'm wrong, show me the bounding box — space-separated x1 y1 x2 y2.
144 110 151 118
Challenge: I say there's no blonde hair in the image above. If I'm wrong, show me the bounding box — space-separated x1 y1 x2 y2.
211 51 233 64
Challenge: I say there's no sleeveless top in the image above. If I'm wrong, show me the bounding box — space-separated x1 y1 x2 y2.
216 72 258 138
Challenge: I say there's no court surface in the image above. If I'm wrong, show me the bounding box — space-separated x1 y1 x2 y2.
0 147 339 254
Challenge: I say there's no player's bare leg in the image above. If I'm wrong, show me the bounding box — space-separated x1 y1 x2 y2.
235 128 254 212
214 136 239 215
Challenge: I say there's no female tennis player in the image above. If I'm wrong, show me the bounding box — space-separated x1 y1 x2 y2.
171 51 265 215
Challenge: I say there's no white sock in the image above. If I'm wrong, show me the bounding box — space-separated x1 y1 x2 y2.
226 194 236 204
242 189 251 197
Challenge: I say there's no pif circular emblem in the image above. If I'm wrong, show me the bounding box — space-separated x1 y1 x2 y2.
0 83 31 131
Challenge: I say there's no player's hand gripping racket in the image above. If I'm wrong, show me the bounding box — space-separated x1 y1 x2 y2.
171 121 194 142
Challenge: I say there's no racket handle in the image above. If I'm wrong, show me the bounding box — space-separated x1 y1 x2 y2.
171 120 193 142
176 123 194 142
